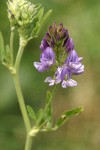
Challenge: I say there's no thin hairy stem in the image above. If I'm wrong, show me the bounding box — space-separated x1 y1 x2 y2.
13 72 31 133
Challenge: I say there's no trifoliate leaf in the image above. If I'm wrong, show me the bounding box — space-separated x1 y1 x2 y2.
0 32 5 61
27 105 37 121
54 106 84 130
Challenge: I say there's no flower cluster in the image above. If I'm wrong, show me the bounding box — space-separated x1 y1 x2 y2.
34 23 84 88
7 0 52 40
7 0 41 39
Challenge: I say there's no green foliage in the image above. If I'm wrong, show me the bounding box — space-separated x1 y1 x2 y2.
36 7 44 21
5 45 11 64
0 32 5 61
27 105 37 121
36 91 52 129
0 32 11 66
54 106 84 130
31 23 40 38
27 91 53 131
40 10 52 27
31 9 52 38
43 91 52 130
36 108 44 125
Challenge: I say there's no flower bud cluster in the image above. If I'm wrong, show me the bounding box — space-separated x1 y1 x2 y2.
40 23 74 57
34 23 84 88
7 0 43 39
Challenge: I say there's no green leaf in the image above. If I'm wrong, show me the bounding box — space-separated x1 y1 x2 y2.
31 23 40 38
30 9 52 39
36 108 44 125
5 45 10 53
54 106 84 130
37 109 43 119
36 7 44 21
4 45 11 62
27 105 37 121
0 32 5 61
40 10 52 26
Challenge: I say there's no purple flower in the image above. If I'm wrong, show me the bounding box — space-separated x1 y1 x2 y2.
62 79 77 88
40 38 49 51
45 74 77 88
34 47 55 72
34 23 84 88
65 38 74 52
65 50 84 75
39 23 73 54
44 49 84 88
45 77 55 86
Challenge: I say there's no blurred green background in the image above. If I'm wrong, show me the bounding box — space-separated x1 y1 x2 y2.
0 0 100 150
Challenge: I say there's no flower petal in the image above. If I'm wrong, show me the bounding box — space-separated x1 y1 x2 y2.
34 62 48 72
40 47 55 66
44 77 55 86
66 38 74 52
67 79 77 87
62 79 77 88
40 38 49 51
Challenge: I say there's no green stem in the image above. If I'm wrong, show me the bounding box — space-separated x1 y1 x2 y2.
9 30 33 149
25 134 33 150
13 72 31 133
15 38 27 71
13 37 34 150
10 26 15 64
44 85 57 114
25 127 40 150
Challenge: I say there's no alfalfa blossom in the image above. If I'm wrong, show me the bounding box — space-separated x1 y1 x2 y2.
34 47 55 72
34 23 84 88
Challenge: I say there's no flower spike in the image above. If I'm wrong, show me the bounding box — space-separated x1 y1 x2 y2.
34 23 84 88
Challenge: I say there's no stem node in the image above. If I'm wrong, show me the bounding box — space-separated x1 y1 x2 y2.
29 127 40 137
9 66 16 75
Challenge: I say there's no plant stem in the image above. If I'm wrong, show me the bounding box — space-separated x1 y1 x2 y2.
25 135 33 150
25 127 40 150
43 85 57 115
13 72 31 133
11 37 31 133
10 26 15 64
15 39 27 71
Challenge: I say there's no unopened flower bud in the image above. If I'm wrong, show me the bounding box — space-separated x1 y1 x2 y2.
7 0 41 40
